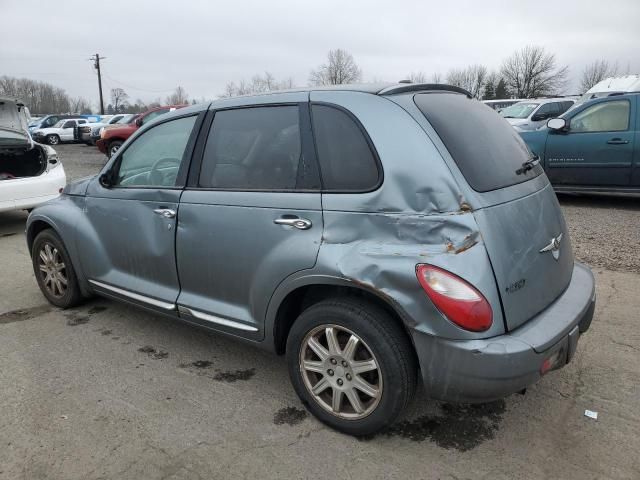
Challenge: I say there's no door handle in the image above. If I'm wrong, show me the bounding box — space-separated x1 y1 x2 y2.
274 216 312 230
153 208 176 218
607 138 629 145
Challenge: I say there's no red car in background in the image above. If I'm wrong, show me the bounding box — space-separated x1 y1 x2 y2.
96 105 188 157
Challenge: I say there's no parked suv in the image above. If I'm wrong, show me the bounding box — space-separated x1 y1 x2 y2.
501 98 575 130
26 84 595 436
96 105 186 157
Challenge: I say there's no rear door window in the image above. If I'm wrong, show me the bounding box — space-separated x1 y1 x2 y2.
415 93 541 192
311 105 380 191
199 106 315 190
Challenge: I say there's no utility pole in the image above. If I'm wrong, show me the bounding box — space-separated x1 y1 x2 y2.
91 53 106 114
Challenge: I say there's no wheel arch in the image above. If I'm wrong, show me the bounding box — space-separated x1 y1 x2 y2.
268 276 417 358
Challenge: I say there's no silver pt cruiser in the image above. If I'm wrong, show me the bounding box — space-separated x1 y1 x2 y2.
27 83 596 436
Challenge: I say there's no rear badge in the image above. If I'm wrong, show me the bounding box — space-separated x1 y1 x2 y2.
540 233 563 260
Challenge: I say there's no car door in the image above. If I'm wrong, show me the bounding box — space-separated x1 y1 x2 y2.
545 98 635 186
176 96 323 338
60 120 76 141
78 112 202 312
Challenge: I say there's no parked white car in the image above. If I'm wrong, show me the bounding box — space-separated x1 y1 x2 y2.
31 118 88 145
1 97 66 213
77 114 129 145
500 98 576 131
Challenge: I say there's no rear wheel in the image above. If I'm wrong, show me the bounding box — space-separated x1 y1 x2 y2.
31 229 83 308
46 134 60 145
286 298 417 436
107 140 123 158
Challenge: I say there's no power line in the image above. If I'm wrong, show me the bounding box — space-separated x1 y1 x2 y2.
101 72 175 94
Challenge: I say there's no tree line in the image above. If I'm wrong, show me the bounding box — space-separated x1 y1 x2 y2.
0 46 630 114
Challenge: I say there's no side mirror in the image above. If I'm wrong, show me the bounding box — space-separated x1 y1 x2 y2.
547 118 567 131
135 118 143 127
99 172 113 188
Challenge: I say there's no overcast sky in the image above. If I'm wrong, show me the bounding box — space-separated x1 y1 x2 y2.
2 0 639 109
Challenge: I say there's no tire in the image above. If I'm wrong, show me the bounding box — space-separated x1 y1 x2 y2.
286 298 417 436
107 140 123 158
47 134 60 145
31 229 83 309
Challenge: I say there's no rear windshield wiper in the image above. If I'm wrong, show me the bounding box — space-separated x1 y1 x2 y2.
515 154 540 175
502 115 515 118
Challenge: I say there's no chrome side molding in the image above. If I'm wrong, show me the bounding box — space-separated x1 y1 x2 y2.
178 306 259 332
88 279 176 311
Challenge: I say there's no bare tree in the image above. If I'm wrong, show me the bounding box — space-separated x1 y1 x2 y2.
70 97 92 114
500 46 569 98
110 88 129 113
407 72 427 83
0 75 77 114
431 72 442 84
309 49 362 86
446 64 488 99
580 59 619 92
166 86 189 104
219 72 294 98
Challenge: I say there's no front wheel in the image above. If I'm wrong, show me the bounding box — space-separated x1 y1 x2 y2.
31 229 83 308
47 134 60 145
107 140 123 158
286 298 417 436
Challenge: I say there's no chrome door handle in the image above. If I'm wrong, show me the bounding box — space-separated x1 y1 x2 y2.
607 138 629 145
274 216 312 230
153 208 176 218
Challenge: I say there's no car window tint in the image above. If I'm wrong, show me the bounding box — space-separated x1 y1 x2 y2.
62 121 75 128
141 109 169 126
311 105 379 191
415 93 541 192
559 101 574 114
537 103 559 116
199 106 303 190
570 100 630 133
115 115 196 188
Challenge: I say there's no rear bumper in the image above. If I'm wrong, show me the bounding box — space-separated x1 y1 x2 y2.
412 262 595 403
0 165 66 213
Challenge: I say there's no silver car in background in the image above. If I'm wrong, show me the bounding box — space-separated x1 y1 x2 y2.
26 83 595 436
500 97 576 130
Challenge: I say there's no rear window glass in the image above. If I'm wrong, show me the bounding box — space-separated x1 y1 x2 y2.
415 93 542 192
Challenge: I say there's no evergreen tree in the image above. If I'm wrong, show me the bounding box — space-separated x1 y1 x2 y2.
495 78 510 99
483 79 496 100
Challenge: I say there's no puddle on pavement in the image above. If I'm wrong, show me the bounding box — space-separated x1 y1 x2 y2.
138 345 169 359
0 305 53 324
273 406 308 426
180 360 214 369
362 400 506 451
88 305 108 315
66 313 90 326
213 368 255 382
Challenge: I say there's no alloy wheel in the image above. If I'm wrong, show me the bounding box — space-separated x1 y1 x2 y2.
37 243 68 298
48 135 59 145
299 324 383 420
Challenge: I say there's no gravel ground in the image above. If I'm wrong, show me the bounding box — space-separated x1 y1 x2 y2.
54 143 640 273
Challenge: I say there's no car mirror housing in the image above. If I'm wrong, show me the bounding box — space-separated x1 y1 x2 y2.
99 172 113 188
547 118 567 131
135 118 144 127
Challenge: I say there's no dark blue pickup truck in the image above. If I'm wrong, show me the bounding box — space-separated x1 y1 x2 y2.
519 92 639 195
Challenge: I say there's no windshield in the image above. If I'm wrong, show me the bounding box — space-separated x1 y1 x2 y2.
121 114 138 124
500 103 539 119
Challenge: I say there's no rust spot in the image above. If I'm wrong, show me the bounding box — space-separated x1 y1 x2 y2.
459 202 473 212
445 233 479 254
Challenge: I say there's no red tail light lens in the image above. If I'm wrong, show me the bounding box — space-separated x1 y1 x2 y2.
416 264 493 332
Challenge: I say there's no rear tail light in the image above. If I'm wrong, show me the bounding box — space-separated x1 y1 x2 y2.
416 264 493 332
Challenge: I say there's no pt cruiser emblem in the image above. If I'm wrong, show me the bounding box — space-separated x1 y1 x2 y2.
540 233 563 260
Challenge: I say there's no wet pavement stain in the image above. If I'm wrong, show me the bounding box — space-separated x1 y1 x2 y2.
213 368 255 382
273 406 308 426
66 315 90 326
0 305 53 324
180 360 214 369
101 329 113 336
88 306 108 315
0 232 16 238
138 345 169 359
365 400 506 451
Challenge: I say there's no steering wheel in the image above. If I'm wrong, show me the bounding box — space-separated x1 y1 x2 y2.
148 157 181 186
